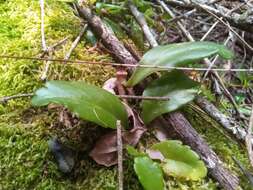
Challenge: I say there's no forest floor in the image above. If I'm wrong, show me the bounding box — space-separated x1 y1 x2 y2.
0 0 252 189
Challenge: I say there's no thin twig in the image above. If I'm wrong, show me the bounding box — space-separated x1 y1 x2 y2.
1 55 253 72
40 37 69 57
117 120 123 190
202 35 232 81
157 0 194 41
128 0 158 47
40 0 47 52
40 52 53 81
0 93 34 104
0 93 170 103
246 105 253 168
118 95 170 101
167 9 196 23
64 25 88 61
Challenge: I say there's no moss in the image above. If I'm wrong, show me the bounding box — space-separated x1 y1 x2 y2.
0 0 117 189
0 112 73 190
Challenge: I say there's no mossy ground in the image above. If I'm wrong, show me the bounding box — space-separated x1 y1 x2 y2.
0 0 251 190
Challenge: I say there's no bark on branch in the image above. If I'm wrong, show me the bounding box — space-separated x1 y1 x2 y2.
74 4 137 67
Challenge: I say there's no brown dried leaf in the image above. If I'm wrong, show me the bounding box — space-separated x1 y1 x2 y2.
89 104 146 166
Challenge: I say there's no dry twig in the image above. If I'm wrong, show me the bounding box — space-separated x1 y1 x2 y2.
1 55 253 72
246 105 253 168
0 93 170 103
0 93 34 104
64 24 88 61
117 120 123 190
40 0 47 52
128 0 158 47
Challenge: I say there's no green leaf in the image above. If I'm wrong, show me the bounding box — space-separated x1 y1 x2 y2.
126 41 234 86
126 145 147 157
152 140 207 180
141 70 199 124
32 81 128 129
134 156 165 190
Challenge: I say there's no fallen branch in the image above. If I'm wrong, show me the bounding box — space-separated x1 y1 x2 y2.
74 3 137 68
40 37 69 58
40 52 53 81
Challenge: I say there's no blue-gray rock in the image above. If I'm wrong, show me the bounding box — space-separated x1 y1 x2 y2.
48 137 75 173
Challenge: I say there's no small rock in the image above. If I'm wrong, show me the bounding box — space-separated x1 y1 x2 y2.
48 137 75 173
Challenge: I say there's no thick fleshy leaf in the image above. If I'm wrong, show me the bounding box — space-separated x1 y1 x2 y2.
32 81 128 129
134 156 165 190
152 140 207 180
126 41 234 86
141 70 199 124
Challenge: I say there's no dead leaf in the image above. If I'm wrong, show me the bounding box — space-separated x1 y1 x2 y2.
89 104 146 166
